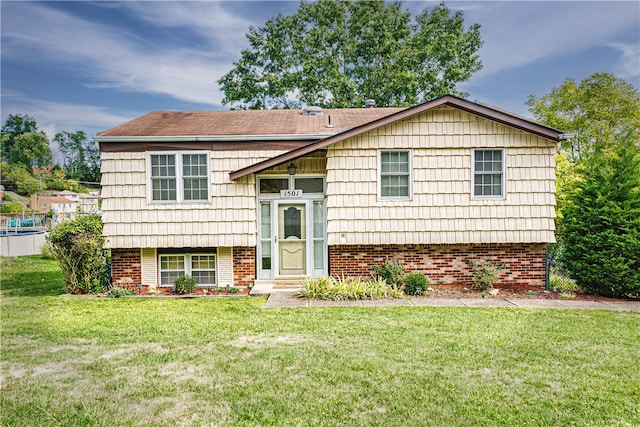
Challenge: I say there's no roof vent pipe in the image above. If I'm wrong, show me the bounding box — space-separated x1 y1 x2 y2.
365 99 376 108
327 115 334 128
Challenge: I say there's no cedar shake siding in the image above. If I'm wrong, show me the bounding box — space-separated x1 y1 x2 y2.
324 106 557 246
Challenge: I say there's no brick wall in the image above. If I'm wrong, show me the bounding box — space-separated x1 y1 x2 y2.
233 246 256 288
329 243 547 288
111 248 142 286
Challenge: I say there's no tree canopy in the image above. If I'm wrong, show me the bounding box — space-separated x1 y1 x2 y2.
527 73 640 163
218 0 482 109
529 73 640 295
1 114 40 162
8 132 52 170
54 130 101 184
1 114 99 196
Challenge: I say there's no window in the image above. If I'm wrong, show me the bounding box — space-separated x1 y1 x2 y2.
294 177 324 193
150 152 209 202
258 176 325 195
473 149 504 197
380 150 411 198
159 253 216 286
182 154 208 200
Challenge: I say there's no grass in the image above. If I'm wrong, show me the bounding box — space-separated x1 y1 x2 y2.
1 256 639 426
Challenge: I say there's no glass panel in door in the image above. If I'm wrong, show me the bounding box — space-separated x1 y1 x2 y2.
278 204 306 275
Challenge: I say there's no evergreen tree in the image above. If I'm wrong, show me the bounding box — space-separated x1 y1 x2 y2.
562 135 640 297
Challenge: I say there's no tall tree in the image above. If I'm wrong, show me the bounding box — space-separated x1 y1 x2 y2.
1 114 41 162
527 73 640 163
218 1 482 109
8 132 52 170
561 135 640 297
53 130 101 183
527 73 640 235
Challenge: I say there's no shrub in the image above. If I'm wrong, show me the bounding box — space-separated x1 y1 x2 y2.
108 287 135 298
0 201 24 213
549 274 579 293
466 260 507 290
404 272 429 296
47 214 107 294
298 276 403 300
373 259 405 289
40 241 56 260
562 137 640 297
174 275 197 294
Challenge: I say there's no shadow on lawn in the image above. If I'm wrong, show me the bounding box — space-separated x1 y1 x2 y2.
0 256 66 297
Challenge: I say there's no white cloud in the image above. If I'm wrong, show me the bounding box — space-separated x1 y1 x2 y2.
116 2 255 57
461 1 640 80
2 94 135 139
1 2 243 106
608 42 640 83
1 93 139 164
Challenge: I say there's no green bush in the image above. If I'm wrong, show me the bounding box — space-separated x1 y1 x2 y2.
466 260 507 291
549 274 579 293
108 287 135 298
174 275 197 294
562 138 640 297
0 201 24 213
404 272 429 296
40 241 56 260
373 259 405 289
298 276 403 300
47 214 107 294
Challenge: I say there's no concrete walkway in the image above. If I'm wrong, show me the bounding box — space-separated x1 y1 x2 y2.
264 290 640 312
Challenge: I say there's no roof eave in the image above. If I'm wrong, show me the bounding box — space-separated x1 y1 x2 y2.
229 95 562 181
94 133 333 143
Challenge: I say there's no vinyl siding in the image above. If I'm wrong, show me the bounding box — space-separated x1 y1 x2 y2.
101 150 287 249
326 106 557 245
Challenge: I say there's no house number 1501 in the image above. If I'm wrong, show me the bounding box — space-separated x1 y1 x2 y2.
280 189 303 198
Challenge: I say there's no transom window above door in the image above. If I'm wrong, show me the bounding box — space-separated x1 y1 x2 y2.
258 176 325 195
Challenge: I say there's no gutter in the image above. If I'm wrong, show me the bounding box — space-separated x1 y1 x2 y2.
94 133 333 143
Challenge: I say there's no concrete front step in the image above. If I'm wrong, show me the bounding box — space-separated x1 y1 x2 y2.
250 279 303 296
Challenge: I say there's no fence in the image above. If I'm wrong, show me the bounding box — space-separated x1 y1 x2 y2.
0 212 52 232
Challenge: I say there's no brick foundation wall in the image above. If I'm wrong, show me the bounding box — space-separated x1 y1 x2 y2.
234 246 256 289
111 248 142 286
329 243 547 288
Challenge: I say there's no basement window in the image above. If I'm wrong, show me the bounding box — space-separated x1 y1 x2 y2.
159 253 217 286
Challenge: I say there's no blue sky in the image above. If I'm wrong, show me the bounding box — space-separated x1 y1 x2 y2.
1 1 639 157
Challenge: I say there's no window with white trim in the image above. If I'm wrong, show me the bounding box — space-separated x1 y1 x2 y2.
159 253 217 286
380 150 411 198
473 149 504 197
150 152 209 202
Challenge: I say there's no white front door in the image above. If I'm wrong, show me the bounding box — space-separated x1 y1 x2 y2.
275 202 308 276
257 187 326 280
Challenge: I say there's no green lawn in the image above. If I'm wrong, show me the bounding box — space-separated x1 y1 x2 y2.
1 256 639 426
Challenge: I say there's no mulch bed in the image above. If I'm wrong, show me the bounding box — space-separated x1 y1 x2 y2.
427 284 636 302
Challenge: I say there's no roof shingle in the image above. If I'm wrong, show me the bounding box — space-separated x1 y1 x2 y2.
98 108 405 138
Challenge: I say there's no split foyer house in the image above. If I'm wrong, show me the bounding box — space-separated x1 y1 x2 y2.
96 95 561 293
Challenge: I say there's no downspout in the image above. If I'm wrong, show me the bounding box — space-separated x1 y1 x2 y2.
545 243 550 290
